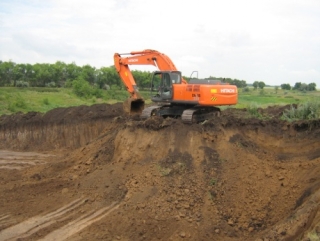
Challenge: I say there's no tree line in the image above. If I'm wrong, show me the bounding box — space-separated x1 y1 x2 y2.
280 82 317 91
1 60 318 92
0 60 250 89
204 76 247 88
0 60 128 89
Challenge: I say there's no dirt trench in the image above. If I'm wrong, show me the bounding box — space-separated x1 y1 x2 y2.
0 103 320 241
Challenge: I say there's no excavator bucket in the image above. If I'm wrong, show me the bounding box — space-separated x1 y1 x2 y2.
123 97 145 115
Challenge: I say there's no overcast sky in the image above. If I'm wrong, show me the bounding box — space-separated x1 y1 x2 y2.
1 0 320 86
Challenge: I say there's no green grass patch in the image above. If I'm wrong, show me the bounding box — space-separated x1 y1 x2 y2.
236 88 320 109
0 86 319 118
247 103 262 118
0 87 128 115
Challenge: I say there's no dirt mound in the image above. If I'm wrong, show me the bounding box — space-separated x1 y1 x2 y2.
0 103 126 151
0 104 320 241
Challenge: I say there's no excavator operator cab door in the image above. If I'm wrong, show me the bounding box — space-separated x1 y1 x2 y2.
160 73 173 99
150 71 181 102
150 71 171 101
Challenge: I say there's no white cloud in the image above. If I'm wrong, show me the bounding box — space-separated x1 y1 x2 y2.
0 0 320 86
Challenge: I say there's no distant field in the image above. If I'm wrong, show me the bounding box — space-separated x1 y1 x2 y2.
0 87 319 116
235 88 320 108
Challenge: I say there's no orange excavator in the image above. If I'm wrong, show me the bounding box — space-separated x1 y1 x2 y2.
114 49 238 123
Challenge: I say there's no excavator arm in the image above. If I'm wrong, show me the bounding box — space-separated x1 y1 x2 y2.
114 49 187 114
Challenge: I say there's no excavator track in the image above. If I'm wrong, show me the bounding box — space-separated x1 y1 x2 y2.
181 107 221 124
181 108 197 124
141 105 221 124
141 106 161 119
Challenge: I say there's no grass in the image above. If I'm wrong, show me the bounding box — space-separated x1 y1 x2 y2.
0 86 319 116
282 101 320 121
0 87 85 115
209 178 217 186
0 87 152 115
157 165 172 176
236 88 320 109
306 231 320 241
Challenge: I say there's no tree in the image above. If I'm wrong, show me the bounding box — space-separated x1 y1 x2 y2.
66 62 81 83
31 63 55 87
308 82 317 91
80 64 96 85
0 61 16 86
252 81 259 90
293 82 302 90
293 81 317 91
300 83 308 91
205 76 247 88
132 70 151 90
281 83 291 90
52 61 67 87
258 81 266 89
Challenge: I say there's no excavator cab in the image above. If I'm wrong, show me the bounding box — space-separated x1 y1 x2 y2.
150 71 181 102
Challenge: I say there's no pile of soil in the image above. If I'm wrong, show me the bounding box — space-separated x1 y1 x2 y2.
0 103 320 241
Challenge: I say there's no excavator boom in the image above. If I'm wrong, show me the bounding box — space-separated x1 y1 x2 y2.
114 49 187 114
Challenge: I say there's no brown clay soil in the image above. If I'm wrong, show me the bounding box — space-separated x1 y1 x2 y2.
0 103 320 241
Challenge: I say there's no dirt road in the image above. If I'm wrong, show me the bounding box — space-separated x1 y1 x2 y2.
0 103 320 240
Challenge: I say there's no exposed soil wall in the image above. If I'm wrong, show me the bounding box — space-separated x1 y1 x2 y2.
0 103 320 241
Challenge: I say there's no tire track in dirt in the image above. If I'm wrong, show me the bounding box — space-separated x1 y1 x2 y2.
39 202 119 241
0 150 52 170
0 214 16 231
0 198 85 241
0 199 119 241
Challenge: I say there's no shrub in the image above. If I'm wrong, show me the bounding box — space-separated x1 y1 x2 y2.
8 103 16 112
242 87 250 92
16 81 29 88
92 88 103 98
46 82 56 88
247 103 262 118
15 96 27 108
43 98 50 105
64 80 73 88
72 78 93 98
103 84 110 90
8 95 27 111
72 78 105 99
282 101 320 121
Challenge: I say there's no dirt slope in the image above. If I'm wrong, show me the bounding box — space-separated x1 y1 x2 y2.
0 103 320 241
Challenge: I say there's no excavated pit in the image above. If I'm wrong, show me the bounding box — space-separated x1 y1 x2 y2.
0 103 320 241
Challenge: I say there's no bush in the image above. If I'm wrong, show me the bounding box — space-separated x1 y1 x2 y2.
46 82 56 88
242 87 250 92
103 84 110 90
15 96 27 108
43 98 50 105
92 88 103 98
64 80 73 88
247 103 262 118
72 78 105 99
282 101 320 121
72 78 93 98
259 89 265 96
16 81 29 88
8 95 27 112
